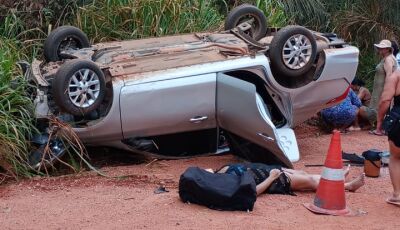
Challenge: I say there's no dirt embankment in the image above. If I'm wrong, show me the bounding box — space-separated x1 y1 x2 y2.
0 126 399 229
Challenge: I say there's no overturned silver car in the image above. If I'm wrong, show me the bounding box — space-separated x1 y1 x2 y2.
23 5 359 168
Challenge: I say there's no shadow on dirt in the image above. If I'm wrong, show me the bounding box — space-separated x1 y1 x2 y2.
86 147 148 168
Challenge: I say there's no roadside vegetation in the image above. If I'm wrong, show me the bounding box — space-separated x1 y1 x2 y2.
0 0 399 180
0 39 36 181
0 0 224 181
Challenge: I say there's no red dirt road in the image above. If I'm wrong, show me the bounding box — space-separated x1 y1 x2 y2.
0 127 399 229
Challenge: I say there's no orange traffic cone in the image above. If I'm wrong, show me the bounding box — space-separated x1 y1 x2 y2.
304 130 353 216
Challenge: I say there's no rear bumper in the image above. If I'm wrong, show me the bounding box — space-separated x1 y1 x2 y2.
18 60 51 119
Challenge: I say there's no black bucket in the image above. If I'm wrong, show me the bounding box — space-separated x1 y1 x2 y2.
362 149 382 177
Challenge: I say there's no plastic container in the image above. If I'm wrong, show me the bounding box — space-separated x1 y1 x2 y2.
362 150 382 177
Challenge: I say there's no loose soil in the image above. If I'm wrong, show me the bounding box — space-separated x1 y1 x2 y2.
0 125 399 229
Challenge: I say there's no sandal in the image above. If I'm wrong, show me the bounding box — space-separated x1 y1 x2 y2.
369 130 385 136
386 198 400 206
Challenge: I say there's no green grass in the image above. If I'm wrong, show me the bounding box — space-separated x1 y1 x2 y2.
0 12 25 39
0 38 36 180
356 50 379 89
254 0 289 27
74 0 224 42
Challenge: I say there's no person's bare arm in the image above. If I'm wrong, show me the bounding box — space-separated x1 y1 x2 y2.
377 71 399 130
360 88 371 102
358 89 365 100
255 169 282 195
384 57 395 78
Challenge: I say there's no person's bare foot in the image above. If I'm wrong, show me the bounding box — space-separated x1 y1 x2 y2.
386 194 400 206
369 129 385 136
344 164 350 178
345 173 365 192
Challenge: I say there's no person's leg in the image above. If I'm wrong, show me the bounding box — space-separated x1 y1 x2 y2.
356 107 370 129
283 165 351 179
344 164 351 179
359 106 377 130
287 171 364 192
286 173 319 191
387 140 400 204
348 108 361 131
344 174 365 192
358 106 368 122
363 108 384 134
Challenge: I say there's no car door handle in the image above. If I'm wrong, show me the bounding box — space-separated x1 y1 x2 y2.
257 132 275 141
190 116 208 123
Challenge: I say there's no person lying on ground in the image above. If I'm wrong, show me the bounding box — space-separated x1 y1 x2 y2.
206 163 365 196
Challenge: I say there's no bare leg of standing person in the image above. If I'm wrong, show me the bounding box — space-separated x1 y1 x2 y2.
387 141 400 205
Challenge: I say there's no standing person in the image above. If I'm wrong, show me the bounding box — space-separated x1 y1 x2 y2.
377 70 400 206
351 78 371 106
359 40 398 135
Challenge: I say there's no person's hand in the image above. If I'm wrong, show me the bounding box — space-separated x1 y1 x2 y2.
269 169 282 180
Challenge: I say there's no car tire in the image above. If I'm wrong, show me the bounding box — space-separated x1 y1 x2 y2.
44 26 90 62
52 59 106 116
224 4 267 41
269 25 317 78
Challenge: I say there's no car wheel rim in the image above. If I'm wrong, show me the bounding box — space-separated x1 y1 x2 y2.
282 34 312 70
68 68 100 108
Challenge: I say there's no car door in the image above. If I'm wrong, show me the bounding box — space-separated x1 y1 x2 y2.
119 73 217 152
216 73 294 167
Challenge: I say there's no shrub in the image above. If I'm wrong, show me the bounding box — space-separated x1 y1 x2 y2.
74 0 224 41
0 39 36 181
